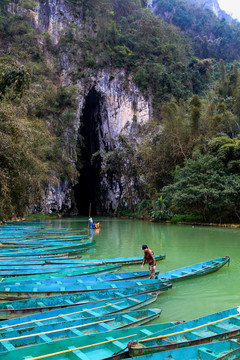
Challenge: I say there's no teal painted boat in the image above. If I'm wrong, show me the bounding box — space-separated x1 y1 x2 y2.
0 247 90 258
0 286 164 319
120 340 240 360
128 306 240 357
0 240 95 253
0 309 161 351
0 264 122 281
46 254 166 265
0 279 171 300
0 256 229 286
0 321 180 360
156 256 230 282
0 270 157 286
0 293 158 328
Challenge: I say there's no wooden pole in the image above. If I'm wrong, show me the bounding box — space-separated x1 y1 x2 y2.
27 333 137 360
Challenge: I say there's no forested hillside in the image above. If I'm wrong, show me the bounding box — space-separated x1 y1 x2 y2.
0 0 240 223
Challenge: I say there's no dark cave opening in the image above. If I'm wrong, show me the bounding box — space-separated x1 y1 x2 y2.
74 88 102 216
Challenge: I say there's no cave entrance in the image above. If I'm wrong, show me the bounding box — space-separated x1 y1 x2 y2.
74 88 103 216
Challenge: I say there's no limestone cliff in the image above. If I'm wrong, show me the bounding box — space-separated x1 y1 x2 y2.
12 0 151 214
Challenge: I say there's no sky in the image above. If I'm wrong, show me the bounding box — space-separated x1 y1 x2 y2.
218 0 240 21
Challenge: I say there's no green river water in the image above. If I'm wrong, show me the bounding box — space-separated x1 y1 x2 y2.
46 216 240 324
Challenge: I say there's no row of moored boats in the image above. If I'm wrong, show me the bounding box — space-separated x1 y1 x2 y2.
0 221 238 360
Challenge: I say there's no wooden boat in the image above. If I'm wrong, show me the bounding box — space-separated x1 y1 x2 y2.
128 306 240 357
0 270 158 287
121 340 240 360
157 256 230 282
0 279 171 300
0 309 161 351
0 240 95 253
0 321 182 360
0 286 165 319
46 254 166 265
0 256 229 286
0 293 158 328
0 264 122 281
0 247 90 258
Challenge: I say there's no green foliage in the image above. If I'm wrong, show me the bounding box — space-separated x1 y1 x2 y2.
0 63 30 100
163 137 240 222
170 214 202 224
153 0 240 62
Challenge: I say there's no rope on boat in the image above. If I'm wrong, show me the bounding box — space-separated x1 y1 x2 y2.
0 301 124 331
24 333 137 360
139 311 240 342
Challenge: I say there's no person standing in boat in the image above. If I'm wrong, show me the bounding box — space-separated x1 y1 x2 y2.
141 245 156 279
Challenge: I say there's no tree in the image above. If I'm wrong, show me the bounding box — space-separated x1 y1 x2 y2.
0 63 30 100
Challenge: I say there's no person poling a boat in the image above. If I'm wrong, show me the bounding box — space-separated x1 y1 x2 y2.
141 244 156 279
89 217 100 229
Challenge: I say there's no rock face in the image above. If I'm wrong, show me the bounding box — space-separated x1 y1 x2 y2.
19 0 151 214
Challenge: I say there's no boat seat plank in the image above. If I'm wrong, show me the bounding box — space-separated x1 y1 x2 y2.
85 310 99 316
86 286 92 290
1 340 16 351
110 305 122 310
77 280 84 283
99 323 112 330
37 302 45 307
38 334 53 343
106 336 126 350
123 314 136 321
140 329 154 336
110 284 117 288
116 275 123 279
66 300 74 305
35 321 44 326
6 305 14 310
198 347 220 359
171 274 178 278
69 329 84 337
68 346 90 360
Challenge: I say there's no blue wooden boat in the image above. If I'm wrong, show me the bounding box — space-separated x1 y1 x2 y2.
0 285 165 319
128 306 240 357
0 279 171 300
157 256 230 282
0 256 229 287
0 309 161 352
0 293 158 328
0 246 90 257
0 264 122 282
46 254 166 265
0 240 95 253
0 270 157 286
0 321 181 360
122 340 240 360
